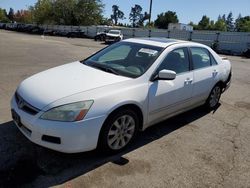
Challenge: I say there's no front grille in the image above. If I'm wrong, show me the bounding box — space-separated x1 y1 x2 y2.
15 92 40 115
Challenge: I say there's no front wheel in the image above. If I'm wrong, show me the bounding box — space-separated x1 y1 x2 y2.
98 109 139 153
205 84 222 110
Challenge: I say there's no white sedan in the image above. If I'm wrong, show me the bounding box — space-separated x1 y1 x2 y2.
11 38 232 153
105 30 123 43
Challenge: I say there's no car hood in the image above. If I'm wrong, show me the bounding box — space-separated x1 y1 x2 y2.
17 62 130 110
106 33 120 37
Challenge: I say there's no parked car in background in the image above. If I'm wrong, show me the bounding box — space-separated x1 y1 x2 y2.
43 29 55 36
21 24 34 33
67 29 86 38
242 48 250 58
53 30 69 37
0 23 6 29
5 23 18 31
105 30 123 43
30 26 44 35
94 30 107 41
11 38 231 153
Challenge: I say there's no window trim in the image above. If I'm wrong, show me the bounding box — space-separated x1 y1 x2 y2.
209 52 219 66
151 47 191 81
189 47 212 71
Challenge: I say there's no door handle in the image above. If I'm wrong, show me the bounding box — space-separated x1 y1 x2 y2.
213 70 218 76
184 78 193 84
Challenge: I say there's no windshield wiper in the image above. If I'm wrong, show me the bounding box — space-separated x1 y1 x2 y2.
91 64 120 75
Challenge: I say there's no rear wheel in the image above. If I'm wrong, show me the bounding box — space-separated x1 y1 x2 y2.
115 37 121 42
98 108 139 153
205 84 222 110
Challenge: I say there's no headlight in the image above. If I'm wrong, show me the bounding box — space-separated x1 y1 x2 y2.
40 101 93 122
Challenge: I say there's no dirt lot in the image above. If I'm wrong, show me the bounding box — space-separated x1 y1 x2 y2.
0 30 250 188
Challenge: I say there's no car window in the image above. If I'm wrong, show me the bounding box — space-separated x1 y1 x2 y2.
157 48 190 74
210 53 218 66
108 30 120 35
190 47 211 69
99 45 131 62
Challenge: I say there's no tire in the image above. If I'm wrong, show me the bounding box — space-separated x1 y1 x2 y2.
115 37 121 42
98 108 139 154
205 84 222 110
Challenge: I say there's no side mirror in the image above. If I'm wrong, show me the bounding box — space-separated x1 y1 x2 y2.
157 69 176 80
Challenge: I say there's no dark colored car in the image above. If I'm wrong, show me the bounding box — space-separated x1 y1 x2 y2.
30 26 44 35
94 31 107 41
242 48 250 58
67 29 86 38
0 23 6 29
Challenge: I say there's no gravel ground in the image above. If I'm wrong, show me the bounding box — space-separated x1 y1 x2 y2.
0 30 250 188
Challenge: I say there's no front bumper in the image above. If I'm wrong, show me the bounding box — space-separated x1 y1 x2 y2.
11 96 106 153
105 36 119 42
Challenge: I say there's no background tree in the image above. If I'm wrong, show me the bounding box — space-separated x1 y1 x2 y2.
154 11 178 29
145 21 154 28
197 15 210 30
235 16 250 32
214 19 227 31
0 8 10 22
8 8 14 22
53 0 76 25
208 20 215 30
226 12 234 31
73 0 103 25
139 11 150 26
14 9 33 23
129 4 143 27
111 5 124 25
30 0 103 25
33 0 54 24
218 15 222 21
222 14 226 22
235 14 242 31
101 18 113 26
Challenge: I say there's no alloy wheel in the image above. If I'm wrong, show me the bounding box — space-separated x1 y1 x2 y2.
107 115 135 150
209 86 221 108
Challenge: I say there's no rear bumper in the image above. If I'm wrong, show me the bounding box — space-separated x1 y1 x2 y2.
222 71 232 93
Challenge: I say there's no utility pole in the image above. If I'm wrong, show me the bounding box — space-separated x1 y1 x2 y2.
149 0 153 24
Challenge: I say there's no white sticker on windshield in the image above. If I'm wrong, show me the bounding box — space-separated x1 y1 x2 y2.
139 48 158 56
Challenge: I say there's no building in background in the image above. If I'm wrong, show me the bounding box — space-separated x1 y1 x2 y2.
168 23 193 31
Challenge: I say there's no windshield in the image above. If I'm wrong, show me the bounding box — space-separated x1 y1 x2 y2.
108 30 120 35
82 42 163 78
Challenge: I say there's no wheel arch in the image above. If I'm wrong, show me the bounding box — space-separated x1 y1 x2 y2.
101 102 145 134
108 103 144 130
96 103 144 150
215 80 224 88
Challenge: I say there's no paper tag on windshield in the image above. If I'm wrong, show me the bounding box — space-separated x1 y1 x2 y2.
139 48 158 56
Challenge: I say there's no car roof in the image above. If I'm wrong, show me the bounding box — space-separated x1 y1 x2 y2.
124 37 189 48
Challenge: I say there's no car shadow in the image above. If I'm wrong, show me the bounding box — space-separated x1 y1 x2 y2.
0 106 211 187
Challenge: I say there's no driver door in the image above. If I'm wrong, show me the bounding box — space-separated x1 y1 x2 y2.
148 47 194 125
